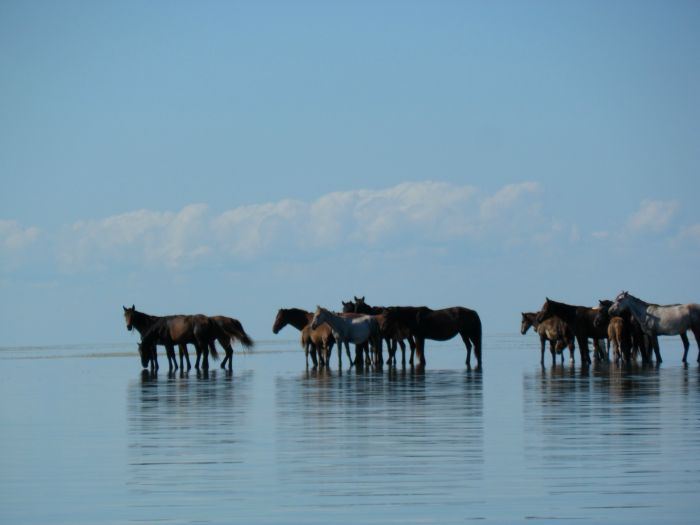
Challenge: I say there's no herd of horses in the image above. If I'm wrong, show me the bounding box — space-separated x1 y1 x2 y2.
272 297 482 370
124 291 700 372
522 292 700 366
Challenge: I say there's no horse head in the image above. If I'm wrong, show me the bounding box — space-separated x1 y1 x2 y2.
520 313 534 335
609 292 629 316
272 309 287 334
137 341 153 369
341 300 355 313
123 304 136 331
593 300 612 328
310 306 324 330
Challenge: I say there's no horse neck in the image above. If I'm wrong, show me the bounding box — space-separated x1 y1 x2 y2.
548 301 577 323
132 311 159 335
524 313 538 329
320 309 348 335
623 295 649 322
284 308 311 330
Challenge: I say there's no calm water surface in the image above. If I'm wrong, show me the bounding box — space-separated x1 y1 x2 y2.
1 336 699 524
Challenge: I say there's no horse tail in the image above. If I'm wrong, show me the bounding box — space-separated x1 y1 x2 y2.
471 311 482 360
226 319 255 350
208 341 220 361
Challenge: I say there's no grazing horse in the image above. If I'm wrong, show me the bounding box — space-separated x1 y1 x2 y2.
310 306 380 368
536 298 609 365
520 312 575 365
609 291 700 364
272 308 335 367
380 306 482 369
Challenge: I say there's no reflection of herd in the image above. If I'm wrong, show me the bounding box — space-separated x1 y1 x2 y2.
124 291 700 372
524 292 700 366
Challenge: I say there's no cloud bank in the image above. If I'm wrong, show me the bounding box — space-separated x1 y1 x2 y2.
3 182 694 274
55 181 540 269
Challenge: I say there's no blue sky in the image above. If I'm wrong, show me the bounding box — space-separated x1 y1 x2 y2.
1 1 699 345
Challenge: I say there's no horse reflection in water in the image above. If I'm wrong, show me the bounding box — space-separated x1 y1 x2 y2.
274 368 484 508
127 368 254 506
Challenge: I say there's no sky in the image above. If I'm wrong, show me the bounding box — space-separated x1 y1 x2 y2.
1 1 699 346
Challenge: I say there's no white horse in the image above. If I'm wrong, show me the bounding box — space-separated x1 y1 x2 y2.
609 291 700 364
310 306 380 368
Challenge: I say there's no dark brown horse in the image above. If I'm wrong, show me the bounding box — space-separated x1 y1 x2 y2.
272 307 335 367
124 306 249 371
123 305 211 371
134 312 221 371
536 298 608 365
351 297 416 367
380 306 482 369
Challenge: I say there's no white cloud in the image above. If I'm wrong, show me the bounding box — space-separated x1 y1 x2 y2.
51 181 548 270
625 199 679 234
0 220 40 254
59 204 210 269
480 182 539 221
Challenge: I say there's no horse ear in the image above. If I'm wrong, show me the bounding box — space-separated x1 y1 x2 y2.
131 304 135 310
546 297 550 302
123 306 127 311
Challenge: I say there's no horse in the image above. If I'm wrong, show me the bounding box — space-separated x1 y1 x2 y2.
123 305 214 371
379 306 482 369
343 296 416 366
609 291 700 364
310 306 380 368
135 313 221 371
272 308 335 367
520 312 575 365
536 298 609 365
606 316 628 363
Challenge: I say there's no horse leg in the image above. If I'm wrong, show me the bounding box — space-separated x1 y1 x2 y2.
220 341 234 371
179 344 191 370
652 335 662 364
200 341 209 371
577 335 590 365
165 343 177 371
680 332 690 363
539 334 546 365
691 327 700 363
459 332 472 369
415 337 426 367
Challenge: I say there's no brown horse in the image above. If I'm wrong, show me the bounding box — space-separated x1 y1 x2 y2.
135 313 221 371
343 296 416 366
536 298 609 365
123 305 216 371
380 306 482 369
272 308 335 367
520 312 575 365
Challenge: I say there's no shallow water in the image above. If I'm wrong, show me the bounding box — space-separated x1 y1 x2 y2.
1 336 699 524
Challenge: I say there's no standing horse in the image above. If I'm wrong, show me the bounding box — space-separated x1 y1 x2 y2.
609 291 700 364
380 306 482 369
310 307 380 368
520 312 575 365
536 298 609 365
123 305 213 371
135 313 220 371
272 308 335 367
352 297 416 366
